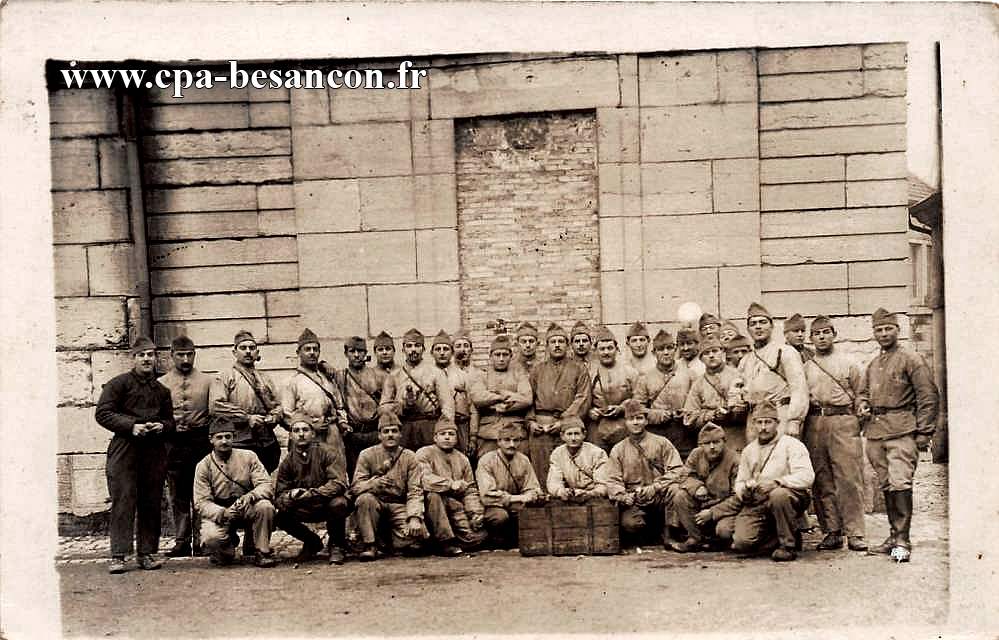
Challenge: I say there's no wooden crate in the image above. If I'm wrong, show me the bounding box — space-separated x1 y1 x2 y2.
518 499 620 556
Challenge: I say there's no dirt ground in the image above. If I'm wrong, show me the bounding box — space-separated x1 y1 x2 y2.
58 460 949 637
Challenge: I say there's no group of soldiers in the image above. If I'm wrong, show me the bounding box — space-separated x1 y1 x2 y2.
94 301 939 573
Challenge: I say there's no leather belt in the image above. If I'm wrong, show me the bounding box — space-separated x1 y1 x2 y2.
871 404 914 415
809 404 853 417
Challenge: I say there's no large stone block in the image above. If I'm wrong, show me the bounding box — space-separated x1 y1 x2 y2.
830 314 911 342
644 212 759 269
763 290 850 318
641 162 712 215
414 174 458 229
758 46 862 75
56 297 128 349
144 157 292 186
298 285 369 339
152 292 266 321
416 229 459 282
760 124 906 158
59 407 112 455
598 163 641 217
145 85 249 104
760 71 864 103
760 156 845 184
51 138 98 190
87 244 137 296
863 43 907 69
761 263 848 292
717 50 758 103
150 263 299 295
52 190 129 244
144 104 250 132
147 211 260 242
849 260 910 288
761 232 908 265
292 122 412 180
181 343 298 373
846 152 907 181
618 54 639 107
58 352 93 406
597 108 640 164
149 237 297 269
91 350 135 402
600 271 644 326
258 184 295 210
641 103 758 162
429 57 620 119
719 266 761 320
142 130 291 160
298 231 416 287
864 69 906 97
258 208 297 236
712 158 759 212
54 245 89 297
359 176 417 231
643 268 719 322
146 185 257 213
154 318 268 348
846 179 908 208
266 316 302 344
266 290 299 317
367 283 461 336
760 96 906 130
599 217 625 272
639 53 717 106
331 85 415 123
295 179 360 233
849 286 909 315
412 119 455 175
249 102 291 128
761 182 845 211
290 87 330 125
98 138 129 189
49 89 118 137
761 207 908 238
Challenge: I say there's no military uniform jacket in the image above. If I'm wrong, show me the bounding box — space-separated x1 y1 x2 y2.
734 435 814 501
803 349 862 410
547 442 608 496
858 345 938 440
676 357 706 381
96 369 175 438
415 445 484 515
737 339 808 423
441 363 478 422
281 366 347 429
158 368 213 432
475 450 542 507
529 357 591 419
381 360 455 421
604 432 686 499
680 446 742 520
634 364 692 425
194 449 273 520
682 365 744 429
275 442 348 502
334 365 383 427
629 352 658 377
468 367 533 440
210 364 281 447
351 445 425 519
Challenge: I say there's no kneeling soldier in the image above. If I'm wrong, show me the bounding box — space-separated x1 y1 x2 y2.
274 419 350 565
476 423 544 548
194 416 277 567
732 402 815 561
605 399 686 547
351 413 427 561
547 417 608 502
416 418 487 555
666 423 741 552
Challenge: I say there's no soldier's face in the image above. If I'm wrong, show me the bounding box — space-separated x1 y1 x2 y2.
699 433 726 462
702 324 720 339
298 342 320 367
873 324 899 349
453 339 472 364
375 345 395 365
755 417 778 444
561 425 585 450
133 348 157 375
379 424 401 448
490 348 512 371
547 336 567 359
596 340 617 366
432 343 453 367
625 414 648 436
784 328 806 348
571 334 592 356
701 346 725 371
811 327 836 353
170 349 195 374
627 335 649 357
434 428 458 451
289 422 315 448
720 327 738 343
403 341 424 364
678 340 699 361
211 431 234 454
728 346 751 367
517 335 538 357
346 346 368 368
234 340 258 366
498 435 520 457
747 317 773 343
655 344 676 367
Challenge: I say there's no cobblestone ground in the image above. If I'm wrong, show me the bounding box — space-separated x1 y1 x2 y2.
58 457 949 637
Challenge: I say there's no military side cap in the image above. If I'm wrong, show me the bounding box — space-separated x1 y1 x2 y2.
402 328 425 345
516 322 538 338
432 329 452 347
652 329 674 350
373 331 395 349
497 422 524 439
750 401 779 422
209 415 237 435
783 314 806 333
345 336 367 351
720 320 740 337
593 325 617 344
434 417 458 435
490 334 514 353
130 336 156 355
676 328 700 344
297 327 321 349
452 333 472 346
698 313 721 330
233 329 257 347
559 416 586 434
378 412 402 429
697 422 726 443
546 322 568 341
622 398 648 418
746 302 772 321
726 334 751 351
287 412 314 429
170 335 195 351
570 320 591 339
871 308 899 327
699 336 724 355
809 315 835 335
626 321 649 338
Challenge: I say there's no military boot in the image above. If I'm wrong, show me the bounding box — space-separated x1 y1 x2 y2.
890 489 913 563
869 491 896 555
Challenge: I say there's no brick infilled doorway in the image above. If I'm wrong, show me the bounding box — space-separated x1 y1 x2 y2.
455 112 600 366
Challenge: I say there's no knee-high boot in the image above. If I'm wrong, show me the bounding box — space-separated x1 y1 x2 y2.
870 490 896 554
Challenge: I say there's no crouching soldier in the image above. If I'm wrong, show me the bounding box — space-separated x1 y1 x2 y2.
416 418 487 555
731 402 815 562
351 413 427 561
605 399 686 547
274 419 350 565
193 416 277 567
476 423 544 548
547 417 608 502
666 423 741 552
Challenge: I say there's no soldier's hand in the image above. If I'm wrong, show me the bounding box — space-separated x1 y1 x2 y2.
757 480 778 494
694 485 709 500
856 400 871 419
247 414 266 428
529 421 544 435
470 513 484 530
714 407 728 419
618 493 635 507
915 434 931 451
588 408 603 421
450 480 466 494
405 517 424 538
636 485 657 503
605 405 622 418
785 419 802 438
131 422 149 437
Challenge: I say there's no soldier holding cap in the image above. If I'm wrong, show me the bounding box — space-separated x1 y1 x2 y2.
634 329 694 456
475 423 544 548
158 335 213 557
96 336 175 574
683 335 749 452
547 417 608 502
380 328 455 451
468 334 533 459
194 416 277 568
604 399 686 547
626 321 657 376
731 402 815 562
416 418 487 555
588 326 640 452
783 313 814 362
334 336 385 476
210 330 284 473
281 328 349 463
858 308 939 562
513 321 542 375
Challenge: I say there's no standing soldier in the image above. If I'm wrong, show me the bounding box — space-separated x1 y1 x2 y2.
634 329 694 457
468 334 533 459
676 328 705 380
452 333 484 459
281 328 348 462
95 336 174 574
783 313 814 362
527 322 591 486
373 330 398 375
210 330 284 474
334 336 383 477
588 326 640 452
430 330 478 457
513 321 542 375
683 336 749 452
858 308 939 562
381 328 454 451
158 335 213 557
737 303 808 442
802 316 868 552
626 321 657 376
570 320 598 370
698 313 722 341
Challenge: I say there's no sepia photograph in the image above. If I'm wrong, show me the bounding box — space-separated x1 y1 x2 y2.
1 2 997 639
